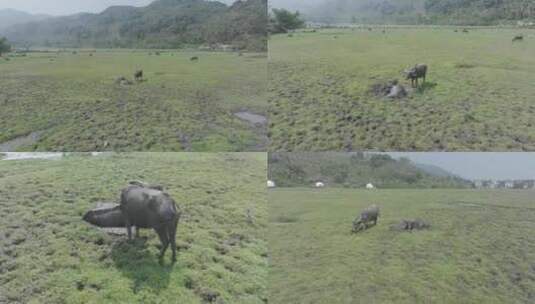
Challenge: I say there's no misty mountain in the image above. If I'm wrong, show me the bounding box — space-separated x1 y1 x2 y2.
413 163 458 179
0 9 51 31
269 153 472 188
274 0 535 25
1 0 267 51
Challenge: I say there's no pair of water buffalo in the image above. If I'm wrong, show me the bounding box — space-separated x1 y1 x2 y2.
83 181 181 261
351 204 430 233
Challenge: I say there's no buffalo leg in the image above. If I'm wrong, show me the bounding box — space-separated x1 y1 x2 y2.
126 219 133 241
155 227 169 260
168 219 178 262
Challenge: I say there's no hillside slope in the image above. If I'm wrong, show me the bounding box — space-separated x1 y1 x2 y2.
0 9 50 31
2 0 267 50
301 0 535 25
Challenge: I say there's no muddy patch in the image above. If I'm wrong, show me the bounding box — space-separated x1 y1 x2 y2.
234 111 267 125
369 80 408 99
0 131 43 152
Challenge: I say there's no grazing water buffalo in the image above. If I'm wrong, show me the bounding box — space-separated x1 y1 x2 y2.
83 182 181 261
190 56 199 61
134 70 143 81
352 204 380 233
120 184 180 261
512 35 524 42
404 64 427 88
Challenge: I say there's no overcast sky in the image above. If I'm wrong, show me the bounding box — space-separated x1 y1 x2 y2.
386 153 535 180
0 0 235 16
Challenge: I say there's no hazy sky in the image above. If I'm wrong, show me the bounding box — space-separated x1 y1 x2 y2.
0 0 235 16
269 0 323 11
386 153 535 180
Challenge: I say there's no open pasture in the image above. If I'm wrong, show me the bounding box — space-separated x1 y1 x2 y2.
0 153 267 303
0 50 267 151
269 188 535 303
269 27 535 151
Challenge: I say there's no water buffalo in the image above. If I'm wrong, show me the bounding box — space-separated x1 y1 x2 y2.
134 70 143 81
83 204 126 228
83 183 181 261
512 35 524 42
190 56 199 61
120 184 180 261
404 64 427 88
352 204 380 233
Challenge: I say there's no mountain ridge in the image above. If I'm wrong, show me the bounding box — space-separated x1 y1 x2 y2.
0 8 51 30
1 0 267 51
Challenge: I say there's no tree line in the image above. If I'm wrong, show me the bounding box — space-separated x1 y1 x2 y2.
269 153 472 188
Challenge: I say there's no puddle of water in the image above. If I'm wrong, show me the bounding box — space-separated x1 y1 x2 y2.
1 152 64 161
0 131 43 152
234 111 267 125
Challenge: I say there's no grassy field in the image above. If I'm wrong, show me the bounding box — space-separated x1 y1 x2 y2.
0 153 267 303
0 50 267 151
269 188 535 303
268 27 535 151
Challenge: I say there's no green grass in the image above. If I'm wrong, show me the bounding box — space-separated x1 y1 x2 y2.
269 188 535 303
0 153 267 303
268 28 535 151
0 50 267 151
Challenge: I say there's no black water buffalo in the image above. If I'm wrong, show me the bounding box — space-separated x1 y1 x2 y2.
512 35 524 42
120 184 180 261
134 70 143 81
190 56 199 61
404 64 428 88
352 204 380 233
83 182 181 261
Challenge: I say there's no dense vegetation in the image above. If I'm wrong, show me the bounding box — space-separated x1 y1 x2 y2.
268 153 471 188
302 0 535 25
0 153 267 303
2 0 267 51
0 37 10 56
269 9 305 34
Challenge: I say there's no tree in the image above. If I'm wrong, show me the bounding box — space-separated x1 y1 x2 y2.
0 37 11 57
271 8 305 33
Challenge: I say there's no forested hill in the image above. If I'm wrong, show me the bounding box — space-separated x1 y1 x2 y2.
268 153 472 188
302 0 535 25
0 9 51 30
2 0 267 51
